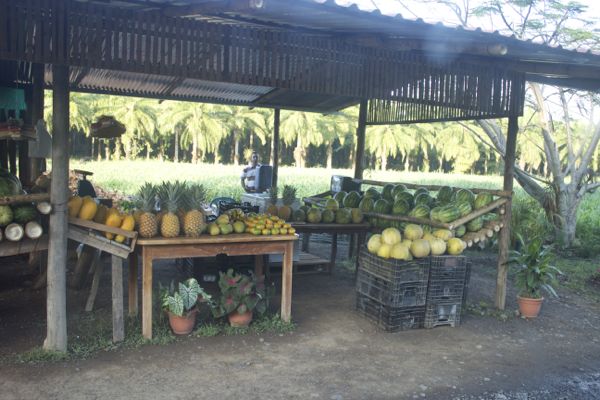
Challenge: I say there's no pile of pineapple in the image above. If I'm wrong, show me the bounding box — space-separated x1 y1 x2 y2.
265 185 296 220
134 181 207 239
67 195 135 243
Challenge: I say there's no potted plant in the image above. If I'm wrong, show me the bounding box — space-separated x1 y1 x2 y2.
509 234 562 318
213 269 267 327
160 278 211 335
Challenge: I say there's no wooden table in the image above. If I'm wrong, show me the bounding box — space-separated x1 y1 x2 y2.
0 235 48 257
131 234 298 339
290 223 370 273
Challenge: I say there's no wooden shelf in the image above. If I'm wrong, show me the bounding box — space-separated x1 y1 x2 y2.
0 235 48 257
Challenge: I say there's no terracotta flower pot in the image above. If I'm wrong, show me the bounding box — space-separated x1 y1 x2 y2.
167 309 197 335
228 310 253 328
517 296 544 318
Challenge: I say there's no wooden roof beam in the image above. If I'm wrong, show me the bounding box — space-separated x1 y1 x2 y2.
525 74 600 92
508 61 600 81
164 0 265 18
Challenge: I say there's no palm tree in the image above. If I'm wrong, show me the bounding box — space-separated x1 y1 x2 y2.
215 106 268 165
281 111 323 168
161 101 225 164
316 111 355 169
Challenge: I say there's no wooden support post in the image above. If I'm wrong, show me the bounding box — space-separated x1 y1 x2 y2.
280 241 293 322
354 99 368 179
111 255 124 342
142 247 153 339
495 114 518 310
128 252 138 317
271 108 280 189
85 251 102 312
328 233 338 274
45 64 70 352
30 63 45 179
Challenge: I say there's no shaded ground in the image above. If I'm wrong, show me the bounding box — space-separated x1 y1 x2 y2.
0 237 599 399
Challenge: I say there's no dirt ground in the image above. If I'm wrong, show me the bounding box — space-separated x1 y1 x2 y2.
1 236 599 400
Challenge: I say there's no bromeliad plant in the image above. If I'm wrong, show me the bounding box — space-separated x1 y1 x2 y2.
213 269 267 326
509 234 562 318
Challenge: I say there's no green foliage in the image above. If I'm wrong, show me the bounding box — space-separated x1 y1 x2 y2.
509 234 562 299
160 278 211 317
213 269 268 318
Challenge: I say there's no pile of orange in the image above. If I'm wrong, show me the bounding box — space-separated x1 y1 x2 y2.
244 213 296 236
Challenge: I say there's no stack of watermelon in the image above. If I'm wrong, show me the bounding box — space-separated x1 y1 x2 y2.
0 169 45 242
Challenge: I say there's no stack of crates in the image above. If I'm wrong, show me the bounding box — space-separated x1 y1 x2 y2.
355 249 429 332
424 256 469 329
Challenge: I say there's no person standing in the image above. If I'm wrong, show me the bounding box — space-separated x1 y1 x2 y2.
241 151 261 193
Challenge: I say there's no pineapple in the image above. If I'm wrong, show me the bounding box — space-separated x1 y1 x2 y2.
159 182 182 238
278 185 296 221
266 187 278 216
177 182 191 234
183 183 207 237
137 183 158 238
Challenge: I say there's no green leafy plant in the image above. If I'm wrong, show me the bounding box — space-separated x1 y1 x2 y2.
213 269 267 318
509 234 562 299
160 278 211 317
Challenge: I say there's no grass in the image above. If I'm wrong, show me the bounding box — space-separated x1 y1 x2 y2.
555 257 600 303
10 312 295 364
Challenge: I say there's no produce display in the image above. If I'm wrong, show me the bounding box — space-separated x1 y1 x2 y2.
291 190 365 225
366 225 467 260
0 168 48 243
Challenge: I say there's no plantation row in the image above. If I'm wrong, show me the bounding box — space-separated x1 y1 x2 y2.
49 92 600 176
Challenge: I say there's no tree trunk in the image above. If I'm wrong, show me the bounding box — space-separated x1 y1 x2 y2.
114 137 122 160
158 139 164 162
174 129 179 163
293 135 305 168
91 137 95 160
404 153 409 171
380 145 387 171
123 138 132 161
97 140 102 161
145 141 151 160
233 130 240 166
192 133 198 164
326 141 333 169
104 140 110 160
214 150 220 165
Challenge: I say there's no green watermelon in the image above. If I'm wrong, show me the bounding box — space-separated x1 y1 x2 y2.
306 208 322 223
343 191 361 208
333 191 347 206
414 192 434 207
454 189 475 205
325 198 339 211
359 197 375 213
322 209 335 223
373 199 391 214
0 205 13 227
409 204 430 219
392 199 411 215
0 168 22 196
455 201 473 217
335 208 352 224
363 187 381 200
433 204 461 223
467 217 484 232
381 184 395 202
437 186 454 204
394 191 414 209
12 205 37 224
351 208 364 223
454 225 467 237
474 193 494 209
414 187 429 197
391 184 407 200
293 209 306 222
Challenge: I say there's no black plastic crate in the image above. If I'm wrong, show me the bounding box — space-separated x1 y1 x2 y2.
462 261 472 309
426 279 465 302
429 256 468 281
357 269 428 307
358 248 430 283
356 293 425 332
424 301 462 329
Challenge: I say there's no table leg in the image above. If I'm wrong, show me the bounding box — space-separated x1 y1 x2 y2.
111 255 124 343
254 254 265 278
281 241 293 322
142 248 153 340
85 250 101 312
301 233 310 252
328 233 338 275
128 252 138 317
